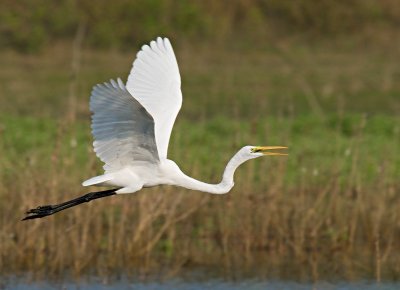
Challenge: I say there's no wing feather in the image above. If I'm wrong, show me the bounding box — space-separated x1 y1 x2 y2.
90 79 159 173
126 37 182 160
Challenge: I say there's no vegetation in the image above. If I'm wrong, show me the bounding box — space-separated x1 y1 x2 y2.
0 39 399 281
1 0 400 52
0 0 400 283
1 112 399 280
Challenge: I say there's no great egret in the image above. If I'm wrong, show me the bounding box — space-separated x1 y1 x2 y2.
23 37 287 220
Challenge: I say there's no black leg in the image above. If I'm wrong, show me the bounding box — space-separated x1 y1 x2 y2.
22 188 121 221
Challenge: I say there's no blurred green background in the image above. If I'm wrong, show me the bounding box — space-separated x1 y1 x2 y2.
0 0 399 281
1 0 400 52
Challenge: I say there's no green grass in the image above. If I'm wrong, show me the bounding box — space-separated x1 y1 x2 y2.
0 42 399 280
1 40 400 119
1 113 398 189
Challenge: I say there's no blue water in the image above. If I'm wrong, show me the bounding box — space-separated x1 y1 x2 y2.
4 279 400 290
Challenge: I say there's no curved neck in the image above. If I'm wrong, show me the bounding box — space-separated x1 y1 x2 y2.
173 150 248 194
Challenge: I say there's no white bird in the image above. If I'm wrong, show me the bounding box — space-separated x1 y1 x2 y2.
23 37 287 220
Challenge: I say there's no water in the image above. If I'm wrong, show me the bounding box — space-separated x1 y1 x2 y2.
4 278 400 290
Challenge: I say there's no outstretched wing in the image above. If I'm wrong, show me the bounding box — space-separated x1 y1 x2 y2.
90 79 159 173
126 37 182 160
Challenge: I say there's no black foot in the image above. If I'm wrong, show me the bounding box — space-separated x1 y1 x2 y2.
22 205 57 220
22 188 121 221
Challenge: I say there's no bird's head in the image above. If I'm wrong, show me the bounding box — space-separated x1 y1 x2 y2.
241 145 288 159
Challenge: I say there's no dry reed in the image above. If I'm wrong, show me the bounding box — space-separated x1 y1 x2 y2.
0 41 399 282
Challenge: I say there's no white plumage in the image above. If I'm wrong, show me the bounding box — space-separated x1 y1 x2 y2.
126 37 182 160
90 78 159 173
82 37 287 194
23 37 287 220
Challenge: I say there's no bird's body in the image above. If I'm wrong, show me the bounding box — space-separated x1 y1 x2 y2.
83 158 234 194
23 37 287 220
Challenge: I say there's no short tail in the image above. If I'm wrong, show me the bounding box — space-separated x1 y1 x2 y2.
82 174 113 187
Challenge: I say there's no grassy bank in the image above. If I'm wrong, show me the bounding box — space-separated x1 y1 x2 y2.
0 113 399 280
0 42 399 280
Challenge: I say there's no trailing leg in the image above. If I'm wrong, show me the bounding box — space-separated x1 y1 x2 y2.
22 188 121 220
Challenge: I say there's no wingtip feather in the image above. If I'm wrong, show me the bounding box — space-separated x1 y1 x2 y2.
117 78 125 89
150 40 157 50
163 38 173 52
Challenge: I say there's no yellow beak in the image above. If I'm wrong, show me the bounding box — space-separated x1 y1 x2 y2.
252 146 288 156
